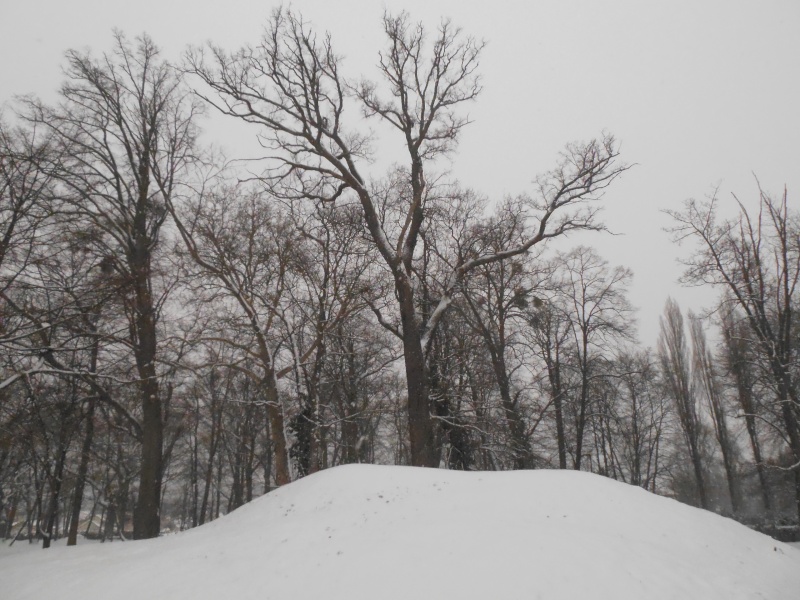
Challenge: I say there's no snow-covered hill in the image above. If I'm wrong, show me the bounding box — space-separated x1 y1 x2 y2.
2 465 799 599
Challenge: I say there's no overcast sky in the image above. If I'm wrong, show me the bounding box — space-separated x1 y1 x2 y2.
2 0 799 345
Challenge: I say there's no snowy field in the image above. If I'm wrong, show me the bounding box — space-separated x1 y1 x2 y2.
2 465 799 599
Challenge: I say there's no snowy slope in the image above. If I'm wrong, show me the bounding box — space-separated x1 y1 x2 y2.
2 465 799 599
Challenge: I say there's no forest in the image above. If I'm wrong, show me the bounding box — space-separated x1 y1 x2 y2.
1 9 799 547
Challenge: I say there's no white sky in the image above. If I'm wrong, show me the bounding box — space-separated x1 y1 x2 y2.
2 0 799 345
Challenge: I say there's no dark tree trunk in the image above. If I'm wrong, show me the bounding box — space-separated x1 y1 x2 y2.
264 374 291 485
551 375 567 469
4 498 17 540
229 439 243 512
629 384 641 486
131 197 163 539
189 422 199 527
41 423 70 549
744 413 771 512
574 339 591 471
397 274 438 468
540 322 567 469
102 502 116 542
688 433 709 509
132 368 162 539
68 397 96 545
716 421 740 514
198 394 222 526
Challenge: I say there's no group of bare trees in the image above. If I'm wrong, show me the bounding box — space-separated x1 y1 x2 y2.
663 189 800 523
1 9 798 548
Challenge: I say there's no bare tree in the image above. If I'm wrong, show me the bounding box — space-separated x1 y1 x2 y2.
719 305 771 511
170 181 366 485
0 121 53 291
690 314 740 514
527 281 572 469
559 246 634 470
658 298 708 508
21 33 200 538
283 199 373 475
0 120 57 409
186 10 627 467
172 185 299 486
612 350 668 492
459 202 539 469
667 187 800 520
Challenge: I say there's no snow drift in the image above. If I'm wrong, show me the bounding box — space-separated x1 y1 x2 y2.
2 464 799 599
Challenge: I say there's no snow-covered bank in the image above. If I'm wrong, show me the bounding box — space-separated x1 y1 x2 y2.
2 465 799 599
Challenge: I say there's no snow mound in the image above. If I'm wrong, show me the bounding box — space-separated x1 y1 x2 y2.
2 465 799 599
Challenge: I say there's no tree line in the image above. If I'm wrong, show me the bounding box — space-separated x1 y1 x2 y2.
1 10 798 545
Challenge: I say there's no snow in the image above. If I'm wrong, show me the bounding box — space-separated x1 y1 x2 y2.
2 465 799 599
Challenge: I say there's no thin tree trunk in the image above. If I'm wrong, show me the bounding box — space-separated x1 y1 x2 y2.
41 431 69 549
541 324 567 469
67 397 96 545
745 414 771 512
4 497 17 540
574 337 591 471
102 502 116 542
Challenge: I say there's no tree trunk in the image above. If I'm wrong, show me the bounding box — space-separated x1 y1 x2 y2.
715 422 739 514
41 427 70 549
574 338 591 471
548 360 568 470
189 422 199 527
264 373 291 485
397 275 438 468
744 413 771 512
4 498 17 540
133 373 162 539
131 243 163 539
102 502 116 542
198 395 221 526
68 398 96 545
539 317 568 470
687 432 709 509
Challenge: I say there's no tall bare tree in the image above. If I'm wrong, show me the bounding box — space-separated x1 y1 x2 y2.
284 199 373 475
612 350 668 491
172 185 300 486
559 246 634 470
187 10 627 467
668 187 800 519
527 281 572 469
719 306 771 511
22 33 200 538
0 122 53 291
459 201 539 469
658 298 708 509
690 314 740 514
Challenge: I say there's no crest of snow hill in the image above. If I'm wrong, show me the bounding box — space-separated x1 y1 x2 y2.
1 464 799 600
